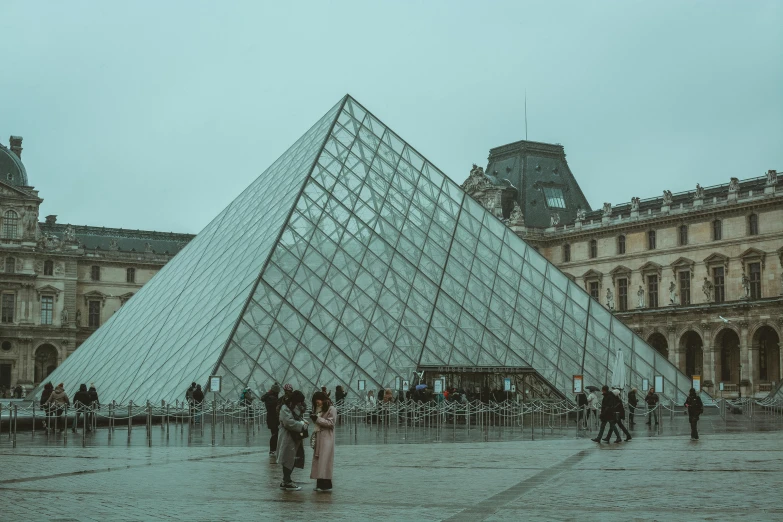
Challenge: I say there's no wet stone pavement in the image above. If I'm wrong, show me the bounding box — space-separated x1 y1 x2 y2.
1 412 782 521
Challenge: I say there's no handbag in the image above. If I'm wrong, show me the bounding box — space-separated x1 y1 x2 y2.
310 430 318 449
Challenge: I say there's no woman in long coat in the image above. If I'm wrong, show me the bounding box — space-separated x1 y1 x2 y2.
309 391 336 491
277 390 308 491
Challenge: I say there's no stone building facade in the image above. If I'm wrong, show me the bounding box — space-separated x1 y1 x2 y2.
462 140 782 398
0 137 194 392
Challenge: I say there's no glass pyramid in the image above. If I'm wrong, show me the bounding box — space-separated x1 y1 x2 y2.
39 95 698 404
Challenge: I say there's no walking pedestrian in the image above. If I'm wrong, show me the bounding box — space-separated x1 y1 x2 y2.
592 386 621 444
309 391 336 492
185 382 197 419
684 388 704 440
260 383 281 456
72 383 93 433
40 382 54 430
645 387 660 426
46 383 70 432
627 387 638 426
334 385 347 406
277 390 309 491
612 389 632 441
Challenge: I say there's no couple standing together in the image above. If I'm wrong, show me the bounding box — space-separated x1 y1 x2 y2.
276 389 336 492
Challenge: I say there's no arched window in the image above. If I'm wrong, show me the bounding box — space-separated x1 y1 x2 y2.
748 214 759 236
617 235 626 255
589 239 598 259
679 225 688 246
44 260 54 276
712 219 722 241
5 257 15 274
2 210 19 239
126 267 136 283
562 244 571 263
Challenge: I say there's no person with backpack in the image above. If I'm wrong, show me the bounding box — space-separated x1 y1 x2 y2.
684 388 704 440
645 388 660 426
611 388 632 441
627 387 638 426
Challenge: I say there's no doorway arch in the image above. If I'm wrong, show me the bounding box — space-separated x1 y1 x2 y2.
647 332 669 358
714 328 740 384
679 331 703 378
752 326 780 383
34 344 58 384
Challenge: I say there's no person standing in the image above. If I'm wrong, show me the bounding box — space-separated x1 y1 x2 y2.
192 384 205 424
627 387 638 426
612 389 632 441
586 389 598 428
185 382 197 419
309 391 336 492
645 388 660 426
40 382 54 430
47 383 70 432
684 388 704 440
277 390 309 491
334 385 347 406
72 384 93 433
260 383 281 456
592 386 620 444
88 383 100 431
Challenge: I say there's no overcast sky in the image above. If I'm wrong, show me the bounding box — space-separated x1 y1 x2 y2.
1 1 780 234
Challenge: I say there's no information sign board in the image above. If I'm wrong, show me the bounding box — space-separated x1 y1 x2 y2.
573 375 583 394
209 375 222 393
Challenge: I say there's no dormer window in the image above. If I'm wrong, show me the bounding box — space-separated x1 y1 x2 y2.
543 187 566 209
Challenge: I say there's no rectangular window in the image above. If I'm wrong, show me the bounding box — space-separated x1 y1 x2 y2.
589 240 597 259
749 262 761 299
41 296 53 325
713 220 722 241
589 282 599 301
679 271 691 305
679 225 688 246
88 300 101 328
713 267 725 303
543 187 566 208
617 278 628 312
647 230 656 250
90 265 101 281
617 235 626 255
647 275 659 308
563 244 570 263
126 267 136 283
748 214 759 236
1 293 15 323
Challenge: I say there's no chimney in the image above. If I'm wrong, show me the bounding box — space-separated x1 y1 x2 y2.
9 136 23 158
45 215 57 225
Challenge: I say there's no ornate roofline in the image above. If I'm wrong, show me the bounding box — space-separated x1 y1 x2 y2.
39 223 195 242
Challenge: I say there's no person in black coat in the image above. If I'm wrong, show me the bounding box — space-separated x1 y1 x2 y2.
611 389 632 441
192 384 205 424
592 386 620 444
87 384 100 430
72 383 93 433
260 383 281 456
645 388 660 426
40 382 54 430
684 388 704 440
334 386 347 405
627 388 638 426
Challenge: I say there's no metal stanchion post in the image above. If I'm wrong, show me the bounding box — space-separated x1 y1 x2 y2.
211 399 216 446
12 404 17 448
128 402 132 443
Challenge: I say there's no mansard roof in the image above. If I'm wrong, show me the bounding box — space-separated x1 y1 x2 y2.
39 223 195 256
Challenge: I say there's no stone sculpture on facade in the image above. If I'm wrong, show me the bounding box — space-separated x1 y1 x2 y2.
63 226 76 243
637 285 645 308
702 277 714 303
601 202 612 217
61 308 69 325
507 202 524 226
606 288 615 311
694 184 705 199
630 197 640 211
662 190 673 205
767 169 778 186
575 207 586 221
75 310 81 327
728 177 740 193
460 164 492 193
549 212 560 227
145 242 154 253
109 239 119 251
741 271 751 299
669 281 677 305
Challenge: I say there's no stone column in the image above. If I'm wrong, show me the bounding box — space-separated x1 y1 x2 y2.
739 321 751 395
667 325 678 367
701 326 714 384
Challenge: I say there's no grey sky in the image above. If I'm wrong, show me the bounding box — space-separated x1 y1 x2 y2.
1 1 780 234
